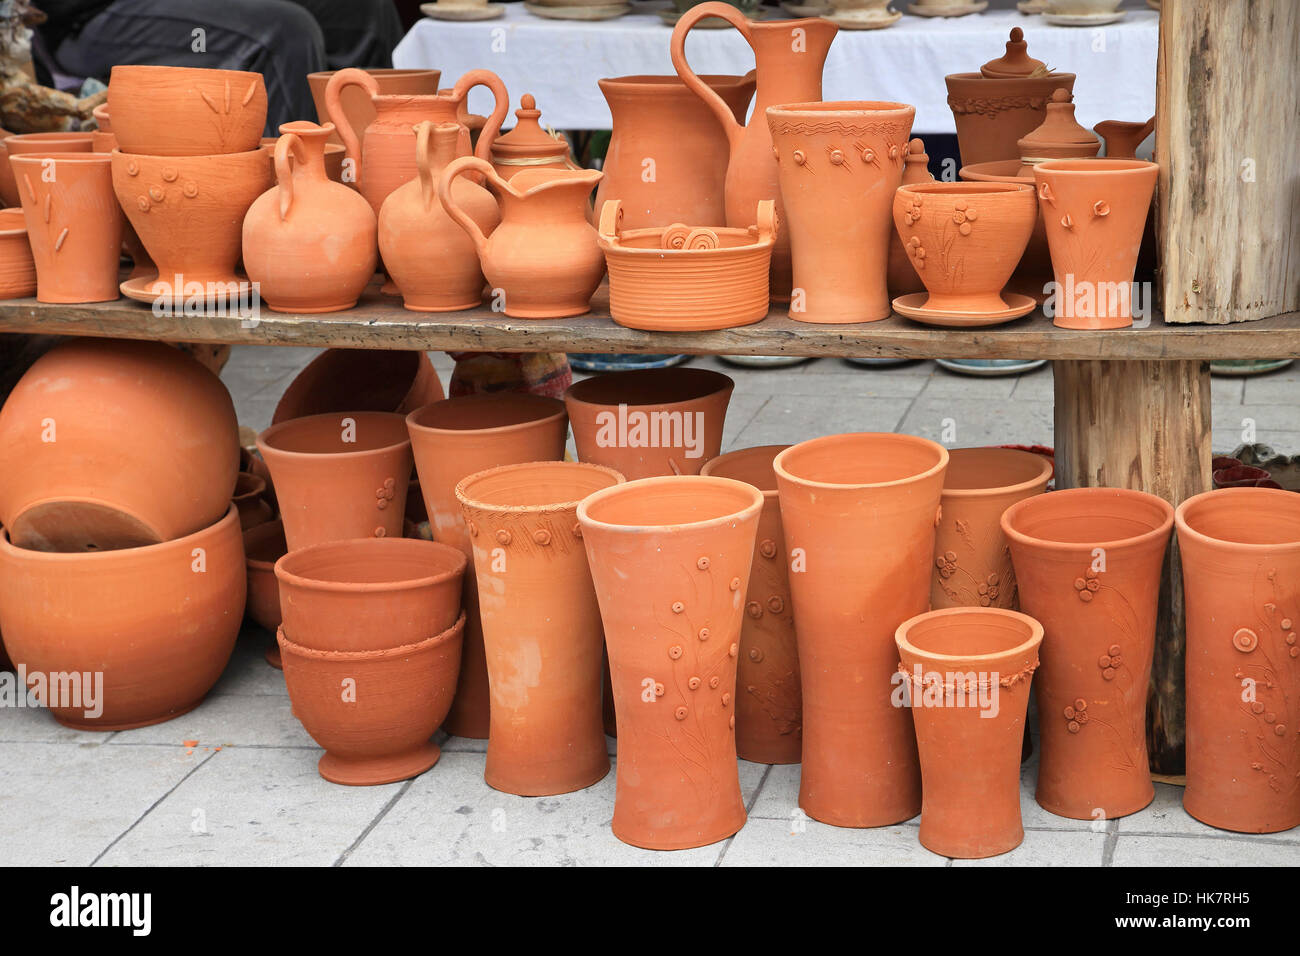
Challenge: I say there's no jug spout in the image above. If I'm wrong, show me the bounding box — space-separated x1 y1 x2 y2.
1093 117 1155 159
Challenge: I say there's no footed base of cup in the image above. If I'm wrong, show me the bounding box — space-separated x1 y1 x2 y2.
318 741 441 786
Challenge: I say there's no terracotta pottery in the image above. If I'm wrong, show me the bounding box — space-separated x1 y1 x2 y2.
932 447 1053 610
700 446 801 764
672 4 838 300
108 65 267 156
278 612 465 785
768 101 914 323
0 505 243 730
0 338 239 552
406 394 569 739
439 157 605 318
565 367 734 479
256 411 413 551
593 73 755 228
92 112 155 281
0 132 94 207
957 158 1052 302
272 349 444 424
1017 89 1099 162
261 136 347 182
773 433 948 827
243 121 377 312
490 94 577 179
1002 487 1174 819
578 475 763 849
308 67 441 146
1093 116 1155 159
1175 488 1300 833
456 461 623 795
0 208 36 299
895 607 1042 858
379 122 500 312
233 472 274 530
1033 159 1159 329
887 138 935 298
243 518 287 667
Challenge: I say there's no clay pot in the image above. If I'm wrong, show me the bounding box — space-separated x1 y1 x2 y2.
0 339 239 552
932 447 1053 610
1175 488 1300 833
243 517 286 634
256 411 413 551
700 445 801 764
887 138 935 298
565 367 733 480
279 612 465 785
0 132 94 207
491 94 577 180
308 67 442 147
578 475 763 849
91 113 155 281
456 461 623 796
107 65 268 156
243 122 377 312
91 103 115 152
1212 464 1282 490
768 101 914 324
895 607 1042 858
958 158 1053 303
1002 487 1174 819
0 505 244 730
773 433 949 827
272 349 444 425
233 472 274 530
0 208 36 299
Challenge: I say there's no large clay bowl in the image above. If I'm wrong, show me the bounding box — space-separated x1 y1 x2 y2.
272 349 444 425
0 132 95 207
108 64 267 156
307 68 441 146
0 208 36 299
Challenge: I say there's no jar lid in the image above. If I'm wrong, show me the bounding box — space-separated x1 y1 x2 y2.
981 27 1050 78
492 94 571 162
1017 89 1100 160
901 138 933 186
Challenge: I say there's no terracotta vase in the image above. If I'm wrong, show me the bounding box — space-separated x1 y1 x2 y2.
243 121 377 312
887 138 935 298
308 67 441 146
279 612 465 785
578 475 763 849
768 101 914 323
1002 487 1174 819
379 121 500 312
565 367 733 480
490 93 577 180
773 433 948 827
256 411 413 551
957 158 1053 303
0 208 36 299
593 73 755 228
895 607 1042 857
700 446 801 764
233 472 273 530
0 505 243 730
456 461 623 795
272 349 444 424
1175 488 1300 833
243 518 287 667
0 338 239 552
672 4 838 300
0 132 94 207
108 65 267 156
90 112 155 280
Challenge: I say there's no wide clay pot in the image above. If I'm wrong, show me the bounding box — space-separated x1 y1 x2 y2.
895 607 1042 858
0 338 239 552
107 65 267 156
932 447 1053 610
256 411 413 551
887 138 935 298
0 132 94 207
1175 488 1300 833
0 208 36 299
279 612 465 785
243 518 287 667
773 433 948 827
233 472 273 530
565 367 733 480
308 67 441 147
0 505 244 730
243 121 377 312
768 101 915 323
578 475 763 849
701 445 801 764
406 394 569 739
272 349 444 424
1002 487 1173 819
958 158 1053 303
456 461 623 796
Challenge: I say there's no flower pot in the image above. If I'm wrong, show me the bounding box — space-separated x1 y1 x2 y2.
272 349 444 425
243 518 287 666
0 132 94 207
108 65 267 156
91 114 155 281
0 208 37 299
307 67 442 147
577 475 763 849
233 472 274 530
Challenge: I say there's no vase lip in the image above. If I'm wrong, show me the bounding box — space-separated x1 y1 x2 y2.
940 447 1054 498
274 536 467 595
895 606 1044 665
406 393 566 437
767 100 914 118
1176 487 1300 550
0 503 237 564
277 120 335 140
700 444 790 498
599 73 752 90
1000 486 1174 552
576 474 763 534
276 611 465 663
565 366 734 409
773 432 949 491
1033 158 1159 175
899 181 1032 197
257 410 410 460
455 460 625 514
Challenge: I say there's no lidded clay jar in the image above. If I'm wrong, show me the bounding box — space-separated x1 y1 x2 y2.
490 94 574 180
1017 89 1100 164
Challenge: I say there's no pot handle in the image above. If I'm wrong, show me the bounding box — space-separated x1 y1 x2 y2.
670 2 749 149
754 199 776 243
273 132 308 221
597 199 623 244
438 155 498 259
449 69 511 164
324 68 378 177
414 120 446 212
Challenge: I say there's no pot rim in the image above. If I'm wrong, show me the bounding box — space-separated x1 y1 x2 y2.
0 503 238 564
109 63 265 84
598 73 754 91
1175 487 1300 552
7 151 108 166
257 410 410 461
898 181 1033 198
108 145 270 165
1033 158 1159 176
940 447 1054 499
576 474 763 534
895 606 1044 665
406 393 566 437
958 160 1031 184
564 366 734 410
243 518 286 570
773 433 949 491
699 444 789 499
1000 486 1174 552
307 67 440 81
277 610 465 662
455 460 625 515
274 536 467 595
766 100 915 118
0 207 28 238
944 71 1077 86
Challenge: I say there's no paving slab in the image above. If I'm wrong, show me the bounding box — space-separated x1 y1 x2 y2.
1111 834 1299 867
721 816 943 867
733 395 913 448
951 827 1109 866
900 398 1054 447
1118 782 1300 843
108 693 314 749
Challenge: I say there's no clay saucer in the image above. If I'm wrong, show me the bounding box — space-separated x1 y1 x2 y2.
893 292 1036 327
825 9 902 29
1016 0 1047 11
658 6 771 25
525 1 631 18
420 2 505 19
120 274 256 312
907 0 988 16
1042 9 1125 25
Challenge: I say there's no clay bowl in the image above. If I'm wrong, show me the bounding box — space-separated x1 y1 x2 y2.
260 136 347 183
278 611 465 785
233 472 274 529
108 64 267 156
0 132 95 207
307 68 442 145
1212 464 1283 490
0 208 36 299
272 349 444 425
0 505 244 730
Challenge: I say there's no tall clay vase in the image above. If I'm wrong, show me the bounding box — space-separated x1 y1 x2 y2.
578 475 763 849
767 101 915 323
672 4 838 300
773 433 948 827
895 607 1042 858
456 461 624 796
1176 488 1300 833
701 446 801 764
1002 487 1173 819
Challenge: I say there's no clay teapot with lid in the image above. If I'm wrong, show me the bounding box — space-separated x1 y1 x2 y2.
491 94 577 180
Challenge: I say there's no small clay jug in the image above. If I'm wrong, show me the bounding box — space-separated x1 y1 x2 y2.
272 349 444 424
0 208 37 299
1093 116 1154 159
887 138 935 298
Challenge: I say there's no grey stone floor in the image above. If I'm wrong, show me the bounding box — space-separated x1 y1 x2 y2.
1 347 1297 866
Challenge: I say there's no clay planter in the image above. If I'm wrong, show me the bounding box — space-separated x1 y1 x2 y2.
887 138 935 298
308 67 441 146
1002 487 1174 819
773 433 949 827
577 475 763 849
233 472 274 530
107 65 267 156
272 349 444 424
0 338 239 552
700 445 801 764
1175 488 1300 833
456 461 624 796
932 447 1053 610
0 208 36 299
768 101 915 324
895 607 1042 858
243 518 287 666
0 132 94 207
0 505 244 730
279 611 465 785
565 367 733 480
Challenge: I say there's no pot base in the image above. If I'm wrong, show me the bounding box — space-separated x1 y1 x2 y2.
485 760 611 798
265 644 283 669
1183 797 1300 836
54 697 203 732
1035 789 1154 822
611 813 746 852
318 741 441 786
504 304 591 319
266 300 358 314
800 802 921 830
920 828 1024 860
400 297 483 313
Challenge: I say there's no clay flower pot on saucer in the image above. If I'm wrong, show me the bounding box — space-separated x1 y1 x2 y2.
107 65 267 156
0 132 94 207
272 349 444 425
0 208 37 299
233 472 273 530
243 518 287 667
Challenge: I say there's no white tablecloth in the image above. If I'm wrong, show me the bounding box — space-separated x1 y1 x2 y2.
393 4 1157 134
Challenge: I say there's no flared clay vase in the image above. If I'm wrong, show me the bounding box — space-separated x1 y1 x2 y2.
1002 487 1173 820
271 348 444 425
